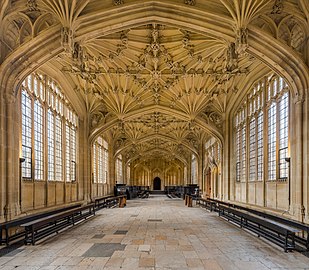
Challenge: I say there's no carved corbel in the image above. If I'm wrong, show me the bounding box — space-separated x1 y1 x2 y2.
61 27 74 53
235 28 248 55
226 42 238 72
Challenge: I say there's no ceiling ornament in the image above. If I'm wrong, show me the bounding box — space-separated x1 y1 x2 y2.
226 43 238 72
62 24 248 108
127 112 187 134
184 0 196 5
271 0 283 14
26 0 39 12
61 27 75 53
235 28 248 55
114 0 124 5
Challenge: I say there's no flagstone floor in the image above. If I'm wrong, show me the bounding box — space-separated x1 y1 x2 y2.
1 195 309 270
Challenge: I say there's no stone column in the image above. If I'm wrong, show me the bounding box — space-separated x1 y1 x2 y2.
198 143 204 195
109 145 115 194
223 116 230 201
4 93 20 220
81 117 90 202
187 157 191 185
210 170 213 198
291 97 305 221
122 157 127 184
0 91 6 221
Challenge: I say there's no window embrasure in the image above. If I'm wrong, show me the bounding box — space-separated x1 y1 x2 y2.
191 154 198 184
234 75 289 182
92 137 109 184
21 73 78 182
205 139 221 167
116 154 123 183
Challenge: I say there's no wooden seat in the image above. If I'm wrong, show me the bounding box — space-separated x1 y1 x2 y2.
21 204 95 245
218 205 299 252
0 203 82 246
205 198 309 251
93 195 115 209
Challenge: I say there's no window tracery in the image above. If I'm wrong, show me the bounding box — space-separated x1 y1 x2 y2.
234 74 289 182
21 73 78 182
93 137 109 184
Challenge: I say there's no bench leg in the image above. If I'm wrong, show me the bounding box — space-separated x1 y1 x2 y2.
284 234 288 252
31 227 35 245
5 228 9 246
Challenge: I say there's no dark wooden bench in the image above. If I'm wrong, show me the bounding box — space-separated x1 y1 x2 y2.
0 203 82 246
21 204 95 245
196 198 216 212
218 205 299 252
93 195 115 209
93 195 126 209
232 204 309 251
105 196 121 208
207 198 235 211
207 198 309 251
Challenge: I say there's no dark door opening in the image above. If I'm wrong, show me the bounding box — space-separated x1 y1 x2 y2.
153 177 161 190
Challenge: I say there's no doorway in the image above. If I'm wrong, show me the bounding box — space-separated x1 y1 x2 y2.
153 177 161 190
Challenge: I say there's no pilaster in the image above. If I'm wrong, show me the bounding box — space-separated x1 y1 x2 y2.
0 91 6 221
290 96 305 221
81 117 91 202
197 142 204 195
3 92 21 220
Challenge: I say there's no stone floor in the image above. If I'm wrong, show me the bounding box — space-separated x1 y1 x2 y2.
1 195 309 270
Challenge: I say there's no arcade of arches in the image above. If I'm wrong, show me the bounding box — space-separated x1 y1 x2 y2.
0 0 309 227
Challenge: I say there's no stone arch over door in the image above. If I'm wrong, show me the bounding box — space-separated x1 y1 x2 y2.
153 177 161 190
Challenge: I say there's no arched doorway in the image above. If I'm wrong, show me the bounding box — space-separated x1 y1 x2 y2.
153 177 161 190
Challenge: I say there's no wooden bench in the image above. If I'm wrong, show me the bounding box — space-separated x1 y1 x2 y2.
0 203 82 246
196 198 216 212
218 205 299 252
207 198 235 211
232 204 309 251
21 204 95 245
93 195 115 209
93 195 126 210
208 198 309 251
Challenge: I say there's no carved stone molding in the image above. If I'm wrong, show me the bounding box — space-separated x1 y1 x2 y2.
293 94 305 105
4 93 16 104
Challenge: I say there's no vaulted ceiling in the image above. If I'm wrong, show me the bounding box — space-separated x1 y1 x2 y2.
1 0 308 170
